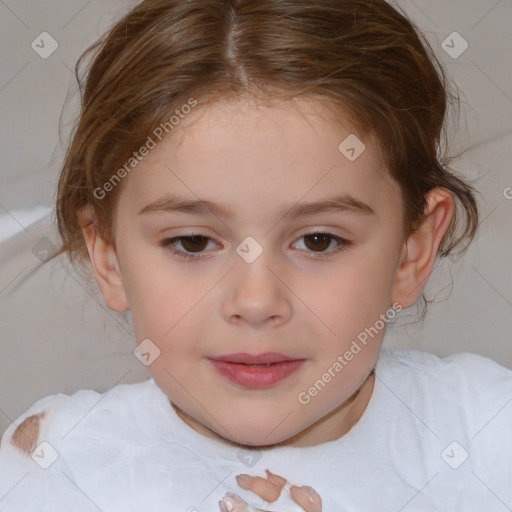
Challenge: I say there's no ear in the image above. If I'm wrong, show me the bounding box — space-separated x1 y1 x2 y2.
391 188 455 308
78 206 129 312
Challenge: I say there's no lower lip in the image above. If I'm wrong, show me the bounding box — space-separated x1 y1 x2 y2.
209 359 305 388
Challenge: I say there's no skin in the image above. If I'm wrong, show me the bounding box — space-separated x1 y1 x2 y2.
80 96 454 511
219 470 323 512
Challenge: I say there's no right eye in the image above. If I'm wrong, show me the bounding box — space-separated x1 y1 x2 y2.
159 235 221 261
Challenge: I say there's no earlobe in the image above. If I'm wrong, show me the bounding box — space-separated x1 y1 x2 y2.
79 206 129 312
391 188 455 308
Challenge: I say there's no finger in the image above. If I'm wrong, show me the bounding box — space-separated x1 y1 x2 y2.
290 485 323 512
235 472 283 502
264 469 287 487
219 492 251 512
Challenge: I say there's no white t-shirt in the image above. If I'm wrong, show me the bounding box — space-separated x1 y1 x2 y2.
1 349 511 511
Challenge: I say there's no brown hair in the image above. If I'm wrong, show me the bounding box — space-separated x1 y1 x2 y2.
55 0 479 318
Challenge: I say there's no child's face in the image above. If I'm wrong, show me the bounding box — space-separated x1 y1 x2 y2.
99 97 410 447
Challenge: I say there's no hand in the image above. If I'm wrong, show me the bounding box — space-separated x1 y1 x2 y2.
218 469 322 512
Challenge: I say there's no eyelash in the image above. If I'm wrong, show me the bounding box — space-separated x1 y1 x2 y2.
159 230 353 261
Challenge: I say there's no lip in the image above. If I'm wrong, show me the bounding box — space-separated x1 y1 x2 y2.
208 352 305 388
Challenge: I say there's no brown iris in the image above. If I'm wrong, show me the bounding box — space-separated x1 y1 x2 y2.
303 233 331 252
180 235 208 252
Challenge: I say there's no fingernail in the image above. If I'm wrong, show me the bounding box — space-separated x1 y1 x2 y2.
222 497 234 511
303 486 317 503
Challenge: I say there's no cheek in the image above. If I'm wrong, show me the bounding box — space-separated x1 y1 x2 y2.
322 256 396 319
353 228 402 296
129 278 195 342
307 254 400 357
118 246 191 341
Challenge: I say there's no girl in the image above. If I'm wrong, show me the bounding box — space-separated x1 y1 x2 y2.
1 1 511 510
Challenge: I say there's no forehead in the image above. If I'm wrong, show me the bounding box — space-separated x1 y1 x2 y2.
118 96 401 220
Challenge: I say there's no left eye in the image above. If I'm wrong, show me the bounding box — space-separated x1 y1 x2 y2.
160 232 351 261
292 232 348 254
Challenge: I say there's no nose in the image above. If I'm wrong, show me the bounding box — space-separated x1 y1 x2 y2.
221 247 293 329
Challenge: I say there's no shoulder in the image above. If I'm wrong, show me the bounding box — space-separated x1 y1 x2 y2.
376 349 512 431
1 392 70 459
378 348 512 385
377 348 512 393
1 378 156 460
0 378 171 510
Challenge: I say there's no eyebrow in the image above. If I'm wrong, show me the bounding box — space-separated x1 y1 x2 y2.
138 193 375 219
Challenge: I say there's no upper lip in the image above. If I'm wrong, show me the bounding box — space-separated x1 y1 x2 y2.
209 352 304 364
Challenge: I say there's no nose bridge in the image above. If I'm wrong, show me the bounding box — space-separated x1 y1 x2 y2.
223 234 291 324
232 235 279 294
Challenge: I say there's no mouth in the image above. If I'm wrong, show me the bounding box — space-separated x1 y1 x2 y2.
208 352 306 388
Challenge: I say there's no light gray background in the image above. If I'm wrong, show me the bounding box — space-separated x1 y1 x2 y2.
1 0 511 439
